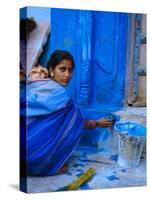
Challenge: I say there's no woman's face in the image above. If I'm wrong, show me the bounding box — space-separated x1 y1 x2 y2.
50 59 73 86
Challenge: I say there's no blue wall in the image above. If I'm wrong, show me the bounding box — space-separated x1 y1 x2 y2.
91 11 128 110
49 8 128 111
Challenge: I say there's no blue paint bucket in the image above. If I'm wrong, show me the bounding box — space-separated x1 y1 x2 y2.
114 122 146 168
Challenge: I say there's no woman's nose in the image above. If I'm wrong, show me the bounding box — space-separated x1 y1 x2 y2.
65 70 70 77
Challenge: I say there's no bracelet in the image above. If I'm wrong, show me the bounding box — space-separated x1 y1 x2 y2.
91 120 97 129
84 120 97 129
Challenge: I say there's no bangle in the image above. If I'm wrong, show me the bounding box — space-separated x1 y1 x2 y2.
91 120 97 129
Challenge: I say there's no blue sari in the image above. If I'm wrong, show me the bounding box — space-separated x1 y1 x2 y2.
20 79 83 176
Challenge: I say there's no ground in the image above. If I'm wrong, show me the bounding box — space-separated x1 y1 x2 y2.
24 106 146 193
26 145 146 193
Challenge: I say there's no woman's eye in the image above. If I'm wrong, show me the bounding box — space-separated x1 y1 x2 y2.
60 67 66 72
69 69 73 74
59 67 73 74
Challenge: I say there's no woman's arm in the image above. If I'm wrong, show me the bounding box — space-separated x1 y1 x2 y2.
83 118 113 129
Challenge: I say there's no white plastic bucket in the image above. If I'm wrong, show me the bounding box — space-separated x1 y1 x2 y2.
114 122 146 168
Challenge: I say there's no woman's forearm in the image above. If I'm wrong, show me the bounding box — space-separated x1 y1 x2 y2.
83 119 113 129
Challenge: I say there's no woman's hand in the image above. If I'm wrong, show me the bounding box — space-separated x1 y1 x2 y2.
96 118 113 128
84 118 113 129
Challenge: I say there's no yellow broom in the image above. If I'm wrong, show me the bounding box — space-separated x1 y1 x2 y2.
56 167 95 191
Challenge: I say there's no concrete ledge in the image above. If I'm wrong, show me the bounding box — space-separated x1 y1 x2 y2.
113 106 146 126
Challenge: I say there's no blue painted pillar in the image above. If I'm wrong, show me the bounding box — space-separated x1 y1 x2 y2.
50 8 77 99
75 11 93 105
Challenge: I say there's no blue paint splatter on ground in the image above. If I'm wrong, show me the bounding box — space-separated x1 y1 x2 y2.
72 163 84 167
72 163 79 167
77 169 84 172
121 169 126 173
80 184 91 190
66 172 72 176
77 163 85 167
106 175 120 181
110 154 118 162
76 173 83 177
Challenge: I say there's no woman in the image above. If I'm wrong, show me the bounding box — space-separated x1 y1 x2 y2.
20 50 113 176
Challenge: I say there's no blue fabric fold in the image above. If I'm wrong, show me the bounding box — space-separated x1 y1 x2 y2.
20 79 83 176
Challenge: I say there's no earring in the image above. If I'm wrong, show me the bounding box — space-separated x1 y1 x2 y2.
51 73 54 78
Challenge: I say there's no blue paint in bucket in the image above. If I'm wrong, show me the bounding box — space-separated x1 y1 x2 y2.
115 122 146 137
114 122 146 168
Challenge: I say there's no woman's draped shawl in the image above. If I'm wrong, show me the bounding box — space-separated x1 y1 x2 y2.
20 80 83 176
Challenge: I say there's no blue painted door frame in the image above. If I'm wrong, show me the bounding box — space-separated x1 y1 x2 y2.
91 11 128 110
49 8 128 112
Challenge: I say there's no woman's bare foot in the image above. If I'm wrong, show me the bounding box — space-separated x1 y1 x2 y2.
57 164 68 175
